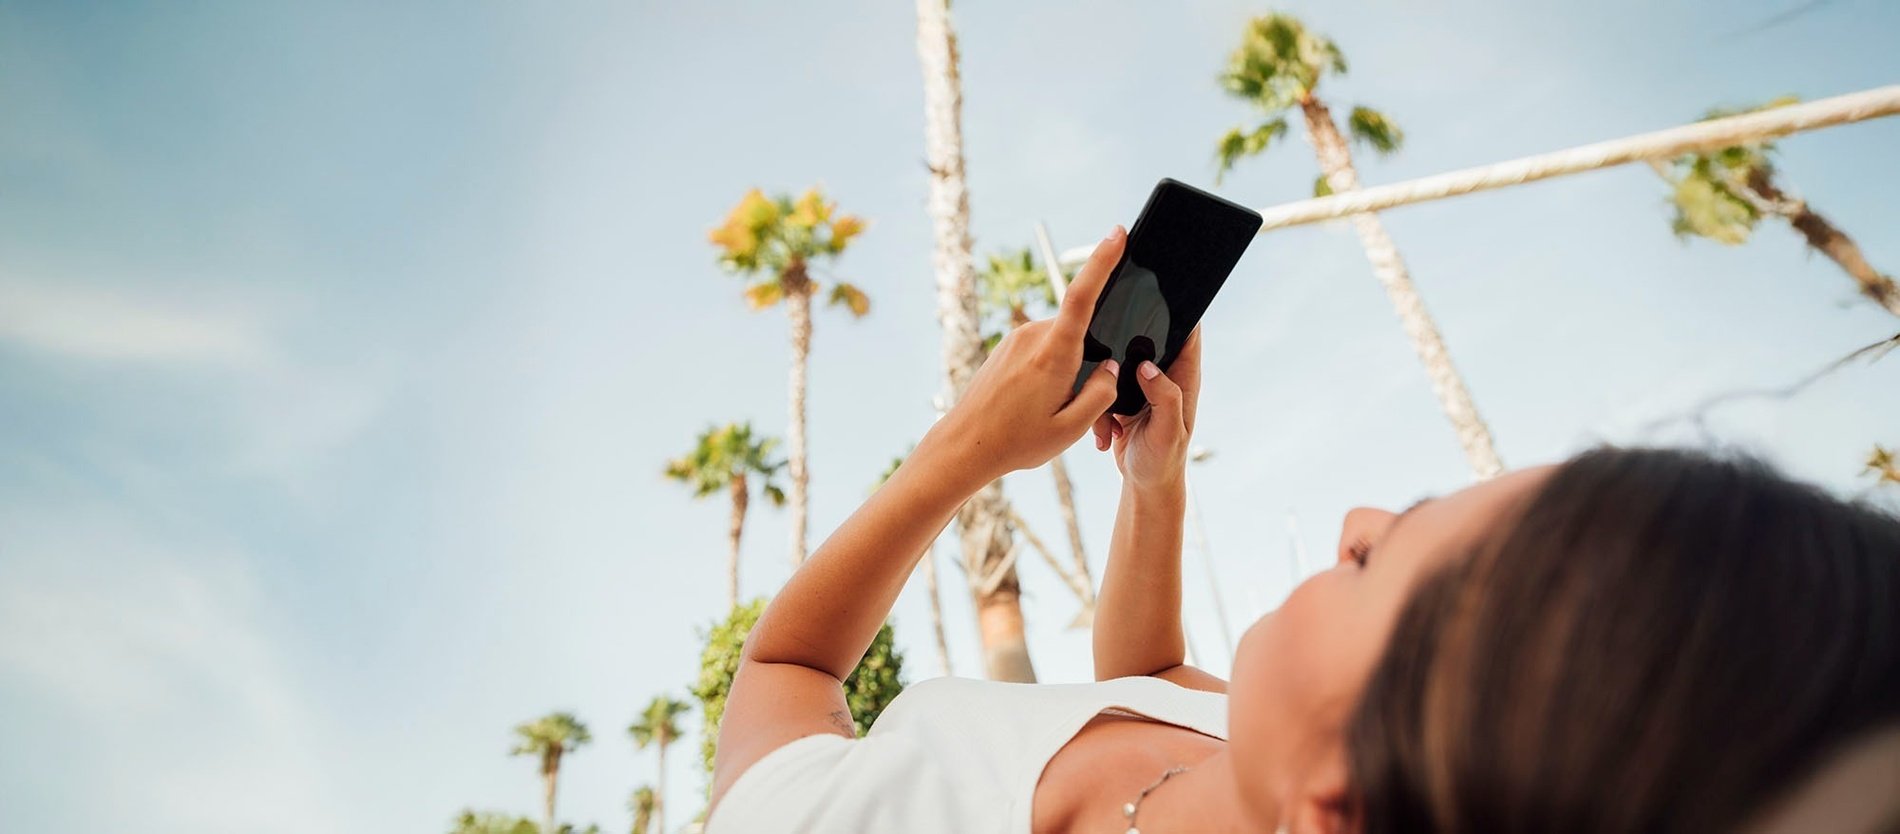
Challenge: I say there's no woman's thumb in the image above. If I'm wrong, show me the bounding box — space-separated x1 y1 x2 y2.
1063 359 1120 425
1134 360 1183 425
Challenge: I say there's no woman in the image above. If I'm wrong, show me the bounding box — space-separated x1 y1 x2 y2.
704 227 1900 833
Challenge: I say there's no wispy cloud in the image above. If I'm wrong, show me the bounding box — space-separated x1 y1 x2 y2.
0 279 271 366
0 506 350 834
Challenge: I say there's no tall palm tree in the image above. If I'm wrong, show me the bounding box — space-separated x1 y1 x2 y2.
627 786 655 834
979 249 1096 626
1654 98 1900 319
709 187 872 565
915 0 1038 682
628 696 689 834
877 452 954 676
509 712 591 834
664 422 787 609
1215 12 1504 479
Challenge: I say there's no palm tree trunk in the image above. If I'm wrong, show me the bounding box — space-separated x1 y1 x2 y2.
654 742 668 834
1744 170 1900 318
1012 309 1094 616
727 474 748 610
783 270 813 565
918 542 954 676
1046 454 1095 613
1299 97 1505 480
915 0 1035 681
541 755 559 834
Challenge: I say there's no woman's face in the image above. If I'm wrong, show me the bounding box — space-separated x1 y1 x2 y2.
1226 466 1554 830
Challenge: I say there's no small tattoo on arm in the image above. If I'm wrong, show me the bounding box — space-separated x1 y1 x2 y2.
826 709 855 737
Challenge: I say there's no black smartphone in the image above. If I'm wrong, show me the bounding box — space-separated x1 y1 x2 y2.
1074 178 1263 415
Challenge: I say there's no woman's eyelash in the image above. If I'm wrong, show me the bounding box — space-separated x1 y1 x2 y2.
1347 540 1373 567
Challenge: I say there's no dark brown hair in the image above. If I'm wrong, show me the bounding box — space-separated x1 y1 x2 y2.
1349 447 1900 833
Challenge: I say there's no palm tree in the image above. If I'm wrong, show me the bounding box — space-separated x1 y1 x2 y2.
877 452 954 676
450 810 540 834
510 713 591 834
979 249 1096 627
628 696 689 834
1654 98 1900 319
627 786 655 834
709 187 872 565
915 0 1038 682
664 422 787 609
1215 12 1504 479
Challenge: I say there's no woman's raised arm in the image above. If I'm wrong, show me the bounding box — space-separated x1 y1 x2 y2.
708 227 1129 810
1089 330 1227 692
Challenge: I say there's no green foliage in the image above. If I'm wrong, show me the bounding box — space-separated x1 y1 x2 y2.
708 186 871 314
629 695 690 750
1218 13 1346 114
691 598 906 778
872 450 911 494
1214 13 1398 184
1668 168 1761 244
663 422 786 504
1656 97 1800 245
628 786 655 834
1313 174 1334 198
828 281 871 317
1347 106 1404 155
510 712 591 770
1867 445 1899 486
1214 119 1289 184
450 810 540 834
977 247 1066 343
450 811 597 834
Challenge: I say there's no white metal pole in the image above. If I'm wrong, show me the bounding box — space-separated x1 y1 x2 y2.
1058 85 1900 265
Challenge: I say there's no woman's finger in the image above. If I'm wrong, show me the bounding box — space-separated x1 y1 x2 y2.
1172 328 1203 429
1133 360 1184 432
1092 413 1114 451
1048 226 1126 353
1060 357 1120 430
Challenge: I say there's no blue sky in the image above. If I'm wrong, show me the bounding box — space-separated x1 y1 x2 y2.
2 1 1896 832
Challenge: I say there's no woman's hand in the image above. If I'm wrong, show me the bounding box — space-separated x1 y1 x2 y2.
929 226 1127 482
1092 328 1201 492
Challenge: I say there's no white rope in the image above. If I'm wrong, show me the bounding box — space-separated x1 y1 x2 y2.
1057 84 1900 266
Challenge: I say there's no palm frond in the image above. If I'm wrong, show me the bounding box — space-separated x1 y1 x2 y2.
1866 445 1899 485
1347 106 1404 155
827 282 871 317
1669 167 1761 244
976 247 1059 321
827 214 867 254
629 695 691 749
511 712 591 756
712 186 866 279
1214 118 1289 184
1218 13 1343 113
744 281 784 310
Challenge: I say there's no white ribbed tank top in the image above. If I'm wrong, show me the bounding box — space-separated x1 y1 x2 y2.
706 675 1229 834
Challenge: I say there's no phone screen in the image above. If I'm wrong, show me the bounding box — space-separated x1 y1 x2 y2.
1076 178 1263 415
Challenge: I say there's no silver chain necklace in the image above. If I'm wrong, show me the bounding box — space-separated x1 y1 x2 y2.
1119 764 1190 834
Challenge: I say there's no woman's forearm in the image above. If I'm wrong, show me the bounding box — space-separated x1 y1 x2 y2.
742 423 990 681
1093 477 1188 679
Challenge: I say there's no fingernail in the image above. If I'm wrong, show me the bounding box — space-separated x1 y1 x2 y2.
1139 361 1160 380
1105 224 1125 243
1102 359 1120 377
